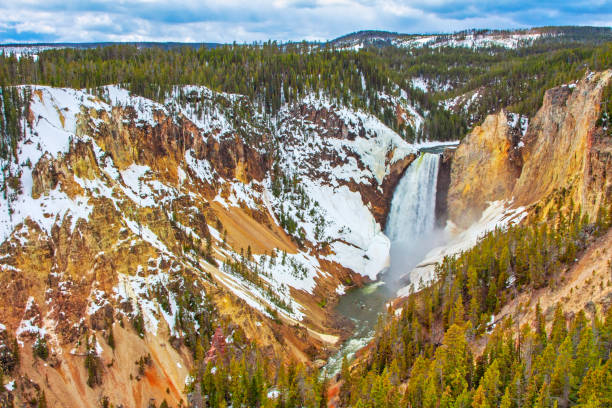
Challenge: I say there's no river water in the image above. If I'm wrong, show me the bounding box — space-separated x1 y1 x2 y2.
324 144 455 377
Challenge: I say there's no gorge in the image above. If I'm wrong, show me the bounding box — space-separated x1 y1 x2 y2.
0 32 611 407
325 146 453 377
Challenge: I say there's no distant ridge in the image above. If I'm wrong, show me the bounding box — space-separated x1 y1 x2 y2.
327 26 612 50
1 26 610 55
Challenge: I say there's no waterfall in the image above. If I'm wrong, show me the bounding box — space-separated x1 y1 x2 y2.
324 152 443 377
385 152 440 243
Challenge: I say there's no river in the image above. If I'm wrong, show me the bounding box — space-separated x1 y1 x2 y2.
324 143 456 377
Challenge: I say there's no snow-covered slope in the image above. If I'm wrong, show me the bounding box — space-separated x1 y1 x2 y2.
395 32 544 49
0 83 423 372
329 29 555 51
269 94 418 279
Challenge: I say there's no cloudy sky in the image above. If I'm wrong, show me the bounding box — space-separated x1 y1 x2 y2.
1 0 611 44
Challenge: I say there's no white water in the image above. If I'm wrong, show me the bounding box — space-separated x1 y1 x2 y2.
385 152 445 282
386 152 440 242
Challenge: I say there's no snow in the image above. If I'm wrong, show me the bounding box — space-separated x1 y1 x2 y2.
86 289 109 316
0 184 93 242
328 233 390 280
119 262 188 336
1 45 66 60
395 32 545 50
442 90 481 113
207 225 222 242
114 274 158 335
212 194 229 209
185 149 216 184
94 337 104 356
0 86 108 242
213 245 325 320
119 164 156 207
335 284 346 295
16 297 46 340
104 86 167 127
411 77 429 92
215 264 294 319
123 218 171 255
256 251 323 295
261 187 280 226
227 181 260 210
410 77 452 94
113 271 180 336
507 112 529 137
292 93 417 184
167 85 247 141
267 389 280 399
4 380 15 392
376 91 425 136
292 182 390 280
486 314 496 333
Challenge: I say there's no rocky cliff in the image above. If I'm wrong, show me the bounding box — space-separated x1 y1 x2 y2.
0 85 420 407
447 109 523 228
402 70 612 292
514 70 612 219
448 70 612 228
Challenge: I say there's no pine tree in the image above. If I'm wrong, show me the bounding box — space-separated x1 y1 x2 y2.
450 295 466 327
535 302 547 347
550 305 568 348
550 336 574 408
577 359 612 407
574 326 598 383
472 359 501 408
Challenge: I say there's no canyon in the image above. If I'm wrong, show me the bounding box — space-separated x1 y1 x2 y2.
0 57 610 407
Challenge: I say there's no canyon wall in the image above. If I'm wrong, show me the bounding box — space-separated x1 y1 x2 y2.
0 86 419 407
448 70 612 227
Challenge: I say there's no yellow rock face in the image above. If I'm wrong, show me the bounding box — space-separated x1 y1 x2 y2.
513 70 612 220
448 70 612 227
448 109 522 228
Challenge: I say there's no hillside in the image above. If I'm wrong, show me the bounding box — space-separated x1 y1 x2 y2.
334 70 612 408
0 80 428 406
327 27 612 51
0 30 610 408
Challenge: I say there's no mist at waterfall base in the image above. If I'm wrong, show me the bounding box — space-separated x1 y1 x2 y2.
385 152 448 286
387 228 447 285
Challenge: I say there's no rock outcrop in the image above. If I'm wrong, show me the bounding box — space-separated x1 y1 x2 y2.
447 70 612 227
435 148 453 227
447 109 522 228
513 70 612 219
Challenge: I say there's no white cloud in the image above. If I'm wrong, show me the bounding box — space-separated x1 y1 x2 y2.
0 0 610 43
